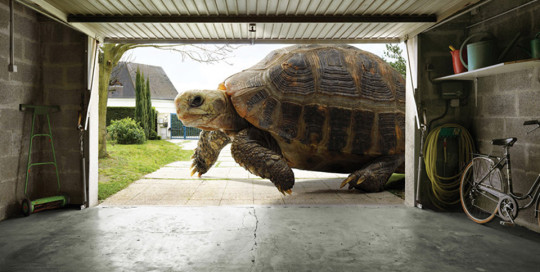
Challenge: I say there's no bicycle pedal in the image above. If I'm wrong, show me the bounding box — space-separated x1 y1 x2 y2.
499 221 515 227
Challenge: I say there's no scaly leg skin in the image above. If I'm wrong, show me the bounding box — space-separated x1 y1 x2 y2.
340 154 405 192
231 129 294 194
191 130 231 177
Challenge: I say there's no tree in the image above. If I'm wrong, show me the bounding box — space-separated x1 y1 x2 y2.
382 44 406 77
98 44 235 158
135 66 148 139
144 77 153 138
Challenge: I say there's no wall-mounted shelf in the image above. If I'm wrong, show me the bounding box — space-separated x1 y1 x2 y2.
434 59 540 81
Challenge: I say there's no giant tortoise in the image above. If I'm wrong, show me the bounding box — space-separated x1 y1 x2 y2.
174 44 405 194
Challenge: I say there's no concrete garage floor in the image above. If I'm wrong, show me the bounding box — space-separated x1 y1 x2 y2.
0 206 540 271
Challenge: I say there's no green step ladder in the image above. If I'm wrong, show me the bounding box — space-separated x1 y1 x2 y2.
20 104 68 216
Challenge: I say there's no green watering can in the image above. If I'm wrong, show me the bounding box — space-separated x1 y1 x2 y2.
460 32 520 70
530 32 540 59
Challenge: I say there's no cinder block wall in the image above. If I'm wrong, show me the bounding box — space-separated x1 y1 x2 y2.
0 0 86 221
469 0 540 230
419 0 540 231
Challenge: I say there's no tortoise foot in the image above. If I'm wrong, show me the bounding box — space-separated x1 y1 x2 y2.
341 155 404 192
191 130 230 177
231 129 294 194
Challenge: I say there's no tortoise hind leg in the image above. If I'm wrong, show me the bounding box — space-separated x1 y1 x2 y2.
231 129 294 194
191 130 231 177
341 154 405 192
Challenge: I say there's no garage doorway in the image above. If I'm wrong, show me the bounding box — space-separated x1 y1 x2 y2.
99 43 406 207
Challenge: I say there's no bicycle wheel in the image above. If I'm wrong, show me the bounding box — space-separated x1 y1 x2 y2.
537 198 540 228
460 157 502 224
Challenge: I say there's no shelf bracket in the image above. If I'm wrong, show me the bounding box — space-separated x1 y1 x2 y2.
474 77 478 107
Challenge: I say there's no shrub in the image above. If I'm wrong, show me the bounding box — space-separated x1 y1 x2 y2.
107 117 146 144
148 129 158 140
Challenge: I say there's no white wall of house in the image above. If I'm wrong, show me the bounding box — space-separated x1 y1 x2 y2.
107 98 177 139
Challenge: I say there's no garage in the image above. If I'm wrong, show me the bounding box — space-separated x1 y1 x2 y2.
1 0 539 270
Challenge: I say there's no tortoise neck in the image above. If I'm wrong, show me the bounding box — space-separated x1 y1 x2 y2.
216 92 249 132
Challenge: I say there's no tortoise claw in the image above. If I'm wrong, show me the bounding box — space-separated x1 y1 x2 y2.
285 189 292 195
340 176 355 188
190 168 197 177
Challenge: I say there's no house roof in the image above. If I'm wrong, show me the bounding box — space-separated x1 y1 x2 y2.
108 62 178 100
19 0 485 44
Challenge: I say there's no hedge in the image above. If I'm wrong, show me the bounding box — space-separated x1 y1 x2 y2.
107 107 135 126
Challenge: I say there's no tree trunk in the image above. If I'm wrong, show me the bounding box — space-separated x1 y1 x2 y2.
98 57 114 158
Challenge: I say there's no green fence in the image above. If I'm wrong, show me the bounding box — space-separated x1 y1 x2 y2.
170 113 202 139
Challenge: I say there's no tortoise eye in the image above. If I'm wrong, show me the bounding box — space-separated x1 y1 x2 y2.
190 96 203 107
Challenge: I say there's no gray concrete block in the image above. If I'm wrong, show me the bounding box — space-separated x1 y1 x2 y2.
510 144 526 172
472 117 505 140
42 65 64 86
510 169 530 196
0 108 24 130
505 118 532 138
65 67 85 86
495 70 532 93
23 40 39 62
16 14 38 41
0 177 16 204
0 156 19 181
518 90 540 117
12 35 23 60
475 140 494 155
0 81 22 104
483 93 516 117
11 62 39 84
10 130 26 157
64 27 86 44
0 31 8 58
477 77 497 95
48 44 84 64
0 6 8 32
0 56 8 81
526 143 540 170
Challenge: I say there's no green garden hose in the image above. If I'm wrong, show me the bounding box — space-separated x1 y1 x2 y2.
423 124 474 209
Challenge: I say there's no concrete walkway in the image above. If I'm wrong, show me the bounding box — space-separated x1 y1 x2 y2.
101 140 403 206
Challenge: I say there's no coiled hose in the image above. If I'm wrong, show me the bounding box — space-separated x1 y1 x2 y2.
423 124 474 209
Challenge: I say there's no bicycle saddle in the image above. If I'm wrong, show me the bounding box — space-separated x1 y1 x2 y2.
491 137 517 146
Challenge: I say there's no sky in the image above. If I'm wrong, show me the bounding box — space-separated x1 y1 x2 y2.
124 43 390 94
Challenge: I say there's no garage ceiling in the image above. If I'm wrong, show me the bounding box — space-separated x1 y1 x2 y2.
19 0 484 43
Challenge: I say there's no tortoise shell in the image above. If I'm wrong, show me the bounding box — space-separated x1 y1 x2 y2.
222 44 405 172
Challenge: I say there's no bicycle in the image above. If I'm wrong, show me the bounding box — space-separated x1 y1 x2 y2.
459 120 540 227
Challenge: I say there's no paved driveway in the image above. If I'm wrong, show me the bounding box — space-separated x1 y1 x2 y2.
101 140 403 206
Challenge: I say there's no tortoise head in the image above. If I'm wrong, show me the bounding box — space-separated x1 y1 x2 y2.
174 89 242 131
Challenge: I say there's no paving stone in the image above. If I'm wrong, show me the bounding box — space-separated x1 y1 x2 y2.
220 199 254 206
185 199 221 206
165 161 193 167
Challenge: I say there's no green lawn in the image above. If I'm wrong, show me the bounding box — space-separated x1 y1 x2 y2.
98 140 193 201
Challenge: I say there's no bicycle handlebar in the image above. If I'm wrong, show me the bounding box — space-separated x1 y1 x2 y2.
523 120 539 126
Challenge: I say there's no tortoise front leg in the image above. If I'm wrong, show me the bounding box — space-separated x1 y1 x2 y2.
190 130 231 177
231 129 294 194
341 154 405 192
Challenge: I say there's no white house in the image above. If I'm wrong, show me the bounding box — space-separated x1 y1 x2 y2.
107 62 184 139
